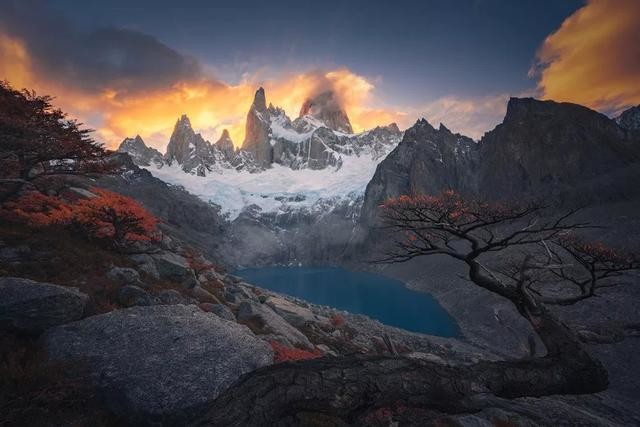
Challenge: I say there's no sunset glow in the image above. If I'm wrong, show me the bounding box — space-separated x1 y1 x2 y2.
533 0 640 113
1 0 637 150
0 33 407 150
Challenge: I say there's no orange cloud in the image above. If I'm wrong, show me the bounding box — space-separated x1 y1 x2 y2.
1 33 406 151
532 0 640 113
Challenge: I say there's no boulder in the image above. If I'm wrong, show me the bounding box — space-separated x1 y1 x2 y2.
266 296 329 328
150 251 198 287
43 305 273 424
129 254 160 279
190 285 221 304
0 277 88 333
158 289 184 305
200 303 235 321
117 285 154 307
237 301 313 350
107 266 144 287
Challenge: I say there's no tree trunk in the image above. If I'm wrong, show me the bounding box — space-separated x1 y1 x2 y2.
194 308 607 426
194 258 608 425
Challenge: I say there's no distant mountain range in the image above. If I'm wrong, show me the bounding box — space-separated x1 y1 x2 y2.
118 87 402 176
117 89 640 265
361 98 640 224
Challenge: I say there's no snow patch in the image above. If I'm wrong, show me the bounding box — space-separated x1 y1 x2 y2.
143 152 386 220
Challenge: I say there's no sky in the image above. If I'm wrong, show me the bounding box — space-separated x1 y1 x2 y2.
0 0 638 150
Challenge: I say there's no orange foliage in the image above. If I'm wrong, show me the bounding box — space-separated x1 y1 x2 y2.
0 191 72 227
73 189 159 245
269 341 321 363
1 188 160 248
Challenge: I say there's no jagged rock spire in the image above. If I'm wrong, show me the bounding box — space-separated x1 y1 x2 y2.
252 87 267 112
215 129 235 159
242 87 273 168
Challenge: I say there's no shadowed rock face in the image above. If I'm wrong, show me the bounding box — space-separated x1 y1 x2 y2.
117 135 163 167
616 104 640 132
165 115 222 176
361 119 478 225
299 90 353 134
242 87 273 168
0 277 88 333
478 98 640 199
43 305 273 424
361 98 640 225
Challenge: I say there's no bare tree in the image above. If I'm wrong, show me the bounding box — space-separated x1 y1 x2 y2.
377 192 638 354
195 191 639 426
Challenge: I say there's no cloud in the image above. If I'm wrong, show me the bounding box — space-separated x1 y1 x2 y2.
0 30 408 150
410 95 509 140
0 0 202 95
531 0 640 113
0 1 507 150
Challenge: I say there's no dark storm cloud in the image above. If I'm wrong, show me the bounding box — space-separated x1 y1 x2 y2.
0 0 204 94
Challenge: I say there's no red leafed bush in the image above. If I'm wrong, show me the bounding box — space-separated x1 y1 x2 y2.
330 313 346 328
1 188 160 249
269 341 321 363
0 191 73 227
72 188 160 246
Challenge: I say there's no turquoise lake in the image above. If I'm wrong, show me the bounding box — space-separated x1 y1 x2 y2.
235 266 458 337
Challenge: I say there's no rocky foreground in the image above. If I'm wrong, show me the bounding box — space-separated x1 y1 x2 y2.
2 242 639 425
0 243 496 426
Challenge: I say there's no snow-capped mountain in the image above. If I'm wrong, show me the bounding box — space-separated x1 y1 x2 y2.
164 115 238 176
117 87 403 221
241 87 398 171
118 135 163 167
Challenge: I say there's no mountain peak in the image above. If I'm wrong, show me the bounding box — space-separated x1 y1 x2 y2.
176 114 192 129
415 118 434 129
299 91 353 134
117 134 163 167
252 87 267 112
215 129 235 159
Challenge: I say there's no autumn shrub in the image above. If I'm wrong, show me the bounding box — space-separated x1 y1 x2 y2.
0 191 73 227
1 188 160 250
270 341 322 363
72 188 160 247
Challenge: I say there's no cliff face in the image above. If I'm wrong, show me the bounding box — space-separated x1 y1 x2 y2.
361 119 478 225
616 104 640 132
241 87 273 168
361 98 640 225
478 98 639 199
